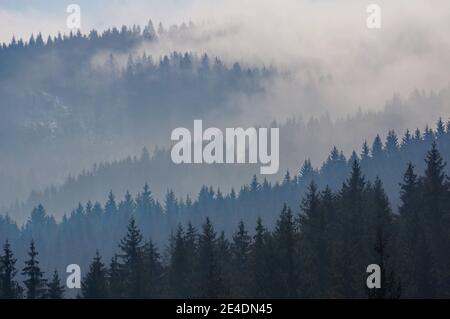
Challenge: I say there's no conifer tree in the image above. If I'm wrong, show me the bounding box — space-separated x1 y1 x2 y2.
118 218 146 298
197 218 224 298
47 269 64 299
105 191 118 215
81 251 108 299
372 135 384 158
249 218 273 298
230 221 251 298
397 163 428 297
334 160 368 298
0 240 21 299
107 255 122 298
22 240 47 299
367 179 401 299
143 240 163 298
421 143 449 296
272 205 298 298
167 225 190 298
216 231 231 297
298 182 331 298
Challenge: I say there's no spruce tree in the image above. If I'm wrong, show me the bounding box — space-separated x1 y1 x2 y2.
118 218 146 298
272 205 298 298
81 251 108 299
167 225 190 298
230 221 251 298
22 240 47 299
398 163 428 297
334 160 368 298
143 240 163 298
197 218 224 298
107 255 122 298
47 269 64 299
184 222 199 296
298 182 331 298
421 143 449 296
0 240 21 299
367 179 401 299
249 218 273 298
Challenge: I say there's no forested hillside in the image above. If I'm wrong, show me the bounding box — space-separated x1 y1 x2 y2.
0 21 272 210
1 141 449 298
1 121 450 298
8 117 450 222
1 21 450 219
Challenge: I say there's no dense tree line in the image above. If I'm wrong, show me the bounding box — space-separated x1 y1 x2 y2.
1 143 449 298
0 19 274 211
2 121 450 284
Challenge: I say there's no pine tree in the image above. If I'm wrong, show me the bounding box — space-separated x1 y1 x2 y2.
105 191 118 215
216 231 231 297
164 189 179 223
118 218 146 298
334 160 368 298
197 218 224 298
422 142 447 223
385 130 399 155
298 182 331 297
436 118 445 137
361 141 370 160
421 143 449 296
118 192 135 217
272 205 298 298
143 240 163 298
372 135 384 158
230 221 251 298
81 251 108 299
0 240 21 299
47 269 64 299
367 179 401 299
22 240 47 299
107 255 122 298
398 163 422 297
249 218 273 298
184 222 198 296
136 184 154 216
143 19 157 39
167 225 190 298
401 130 412 148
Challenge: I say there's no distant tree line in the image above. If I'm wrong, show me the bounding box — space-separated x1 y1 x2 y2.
1 143 449 298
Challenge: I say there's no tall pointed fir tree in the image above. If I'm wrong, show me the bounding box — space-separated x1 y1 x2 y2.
249 218 273 298
421 143 449 297
398 162 431 297
0 240 22 299
197 218 224 298
143 240 163 298
108 255 122 298
272 204 298 298
367 178 401 299
334 160 368 298
167 225 190 298
118 218 146 298
230 220 252 298
47 269 65 299
81 251 108 299
298 182 331 298
22 240 47 299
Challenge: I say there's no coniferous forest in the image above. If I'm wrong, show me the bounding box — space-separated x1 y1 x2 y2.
1 132 450 298
1 3 450 302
